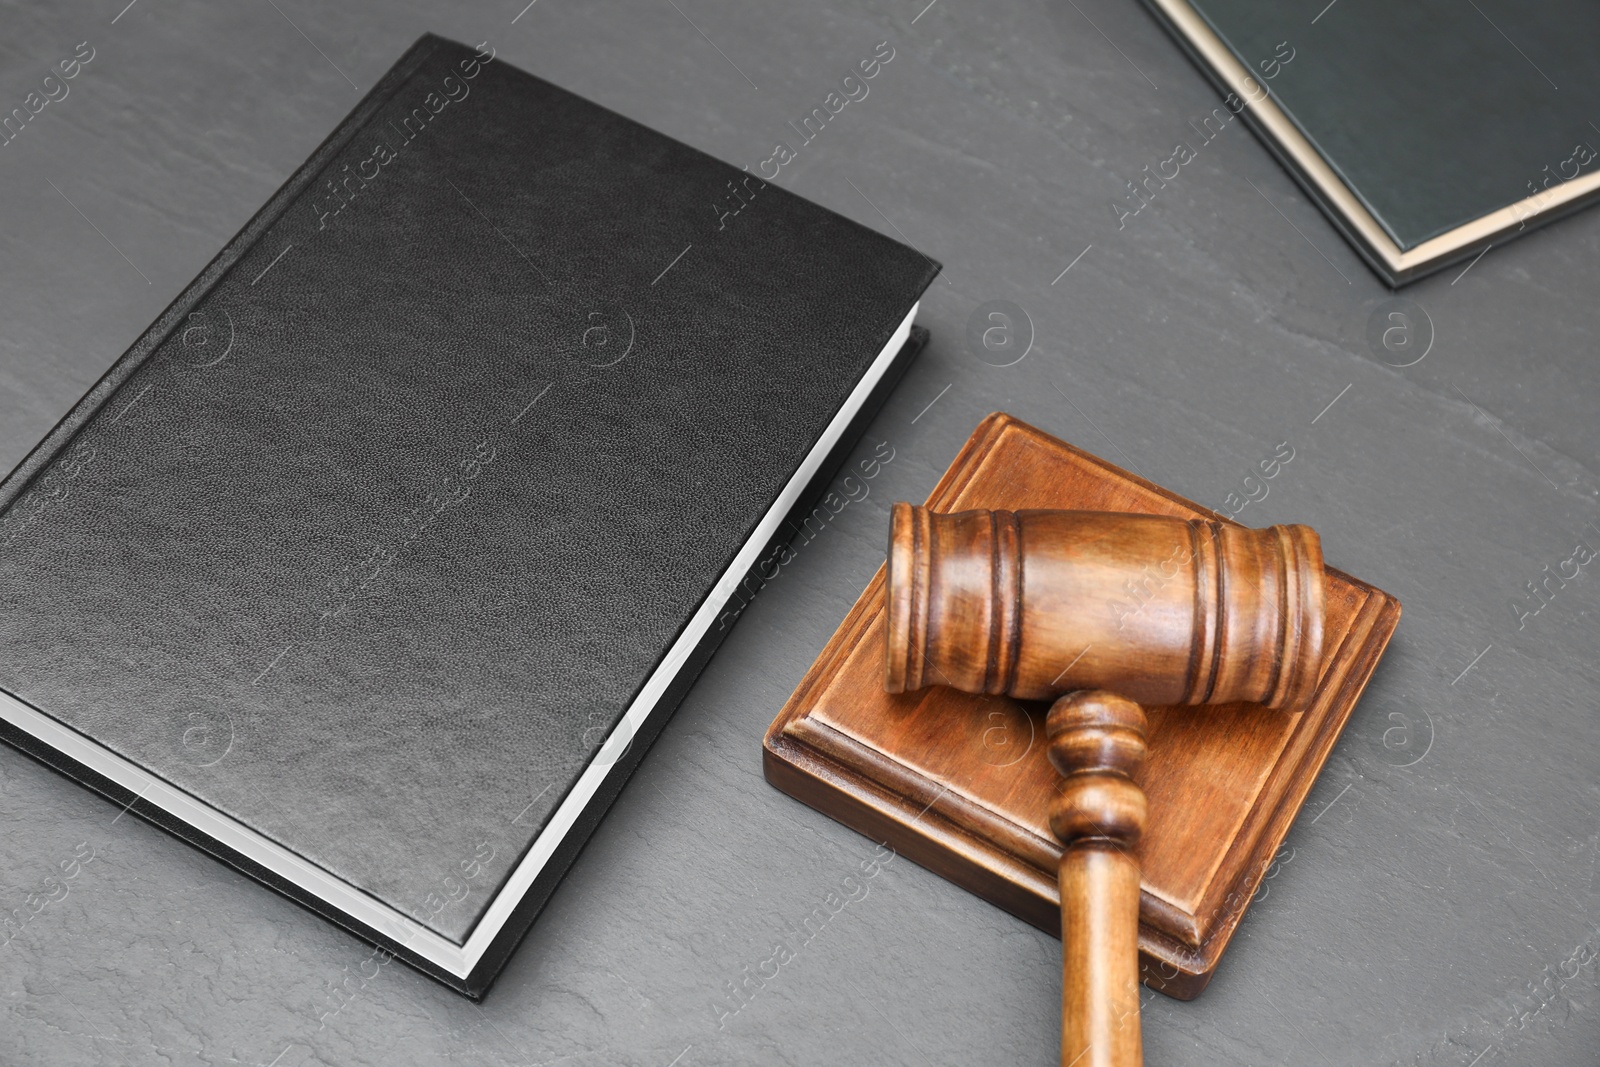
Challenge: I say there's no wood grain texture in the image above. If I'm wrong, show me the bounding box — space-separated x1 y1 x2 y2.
889 502 1328 1067
762 412 1402 999
1049 692 1147 1067
883 504 1325 710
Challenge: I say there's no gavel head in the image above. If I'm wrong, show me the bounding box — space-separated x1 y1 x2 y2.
884 504 1325 711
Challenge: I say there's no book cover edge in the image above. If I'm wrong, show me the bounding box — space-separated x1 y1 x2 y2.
0 33 448 514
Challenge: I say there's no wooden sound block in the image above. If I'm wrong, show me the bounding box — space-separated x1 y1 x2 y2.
763 413 1401 1000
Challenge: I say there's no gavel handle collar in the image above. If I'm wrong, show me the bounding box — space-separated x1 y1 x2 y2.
1048 691 1149 1067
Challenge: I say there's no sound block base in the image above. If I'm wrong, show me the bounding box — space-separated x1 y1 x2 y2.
763 413 1401 999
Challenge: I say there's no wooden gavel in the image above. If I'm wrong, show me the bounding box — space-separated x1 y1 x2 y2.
884 504 1326 1067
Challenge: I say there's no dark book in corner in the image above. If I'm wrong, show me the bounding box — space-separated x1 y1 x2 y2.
0 35 937 996
1142 0 1600 285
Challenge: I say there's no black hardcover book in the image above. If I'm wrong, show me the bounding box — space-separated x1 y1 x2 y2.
1142 0 1600 285
0 35 936 996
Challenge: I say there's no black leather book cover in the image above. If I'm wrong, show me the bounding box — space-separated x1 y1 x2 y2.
1142 0 1600 285
0 34 937 996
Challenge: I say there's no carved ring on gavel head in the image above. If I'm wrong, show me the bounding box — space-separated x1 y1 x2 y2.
884 504 1327 712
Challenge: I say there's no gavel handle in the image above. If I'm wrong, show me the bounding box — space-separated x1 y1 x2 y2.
1048 691 1149 1067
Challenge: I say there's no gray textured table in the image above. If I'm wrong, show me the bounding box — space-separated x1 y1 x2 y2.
1 2 1596 1065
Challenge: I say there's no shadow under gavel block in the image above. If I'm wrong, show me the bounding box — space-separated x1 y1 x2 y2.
763 413 1401 999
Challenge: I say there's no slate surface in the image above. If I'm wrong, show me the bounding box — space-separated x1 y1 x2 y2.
0 2 1596 1065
